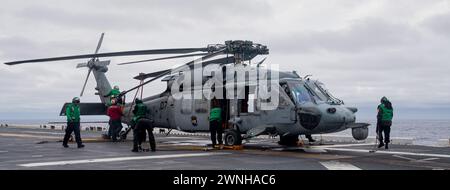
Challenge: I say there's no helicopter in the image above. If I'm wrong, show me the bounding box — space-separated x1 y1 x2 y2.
4 34 370 146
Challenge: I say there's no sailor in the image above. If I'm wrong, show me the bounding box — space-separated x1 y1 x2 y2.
62 97 85 148
209 99 223 148
107 98 124 142
136 117 156 152
104 85 122 105
131 98 155 152
377 96 394 149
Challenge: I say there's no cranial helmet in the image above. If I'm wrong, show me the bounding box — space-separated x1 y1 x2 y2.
381 96 388 103
72 97 80 103
114 85 119 90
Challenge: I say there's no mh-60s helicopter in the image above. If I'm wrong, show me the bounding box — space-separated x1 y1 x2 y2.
5 34 370 146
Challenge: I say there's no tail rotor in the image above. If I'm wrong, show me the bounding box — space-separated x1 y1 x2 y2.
77 33 110 97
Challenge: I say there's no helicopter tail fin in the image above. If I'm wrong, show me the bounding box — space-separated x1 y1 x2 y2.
75 60 112 105
58 68 111 116
92 66 113 105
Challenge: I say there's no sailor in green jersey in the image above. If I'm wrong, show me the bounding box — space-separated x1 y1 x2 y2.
377 96 394 149
209 99 223 147
131 98 156 152
104 85 121 106
62 97 85 148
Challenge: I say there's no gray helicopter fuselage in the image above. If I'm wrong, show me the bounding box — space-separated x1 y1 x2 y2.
117 65 367 140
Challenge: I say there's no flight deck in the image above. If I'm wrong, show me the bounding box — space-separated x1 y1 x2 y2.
0 125 449 170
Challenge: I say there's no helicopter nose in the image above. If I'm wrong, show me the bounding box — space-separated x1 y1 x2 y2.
343 107 356 123
323 106 355 125
297 107 322 130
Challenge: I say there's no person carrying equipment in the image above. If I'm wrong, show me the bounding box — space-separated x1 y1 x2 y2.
62 97 85 148
377 96 394 149
131 98 155 152
107 99 124 142
209 99 223 148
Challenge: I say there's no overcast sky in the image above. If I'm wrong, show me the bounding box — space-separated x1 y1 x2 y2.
1 0 450 121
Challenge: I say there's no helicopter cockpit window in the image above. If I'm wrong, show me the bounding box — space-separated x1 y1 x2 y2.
306 82 328 102
287 82 313 104
314 82 344 105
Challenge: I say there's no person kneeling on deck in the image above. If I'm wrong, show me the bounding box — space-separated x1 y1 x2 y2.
131 98 156 152
62 97 85 148
377 96 394 149
209 100 223 148
107 98 124 142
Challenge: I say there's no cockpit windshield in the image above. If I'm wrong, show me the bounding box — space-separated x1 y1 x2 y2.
307 82 329 102
282 80 344 105
285 81 313 104
306 80 344 105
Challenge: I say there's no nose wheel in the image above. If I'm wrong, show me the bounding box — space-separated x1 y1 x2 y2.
278 135 299 146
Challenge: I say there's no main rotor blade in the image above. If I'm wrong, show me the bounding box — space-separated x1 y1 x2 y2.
117 53 209 66
171 50 226 73
122 49 225 96
80 68 92 97
197 53 256 66
4 48 210 65
132 56 234 81
134 69 171 80
94 33 105 55
201 56 236 65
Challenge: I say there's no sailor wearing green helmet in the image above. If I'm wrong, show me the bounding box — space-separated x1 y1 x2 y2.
377 96 394 149
131 98 156 152
104 85 122 106
62 97 85 148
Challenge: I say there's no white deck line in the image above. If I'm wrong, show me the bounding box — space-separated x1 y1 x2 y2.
324 147 450 158
320 161 361 170
19 152 230 167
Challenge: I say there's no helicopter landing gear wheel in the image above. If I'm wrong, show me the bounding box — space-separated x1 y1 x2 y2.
278 135 299 146
224 130 242 146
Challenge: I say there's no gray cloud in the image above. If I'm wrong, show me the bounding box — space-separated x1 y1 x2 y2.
422 12 450 37
270 18 421 54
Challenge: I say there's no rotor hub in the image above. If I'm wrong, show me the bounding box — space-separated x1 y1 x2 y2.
225 40 269 55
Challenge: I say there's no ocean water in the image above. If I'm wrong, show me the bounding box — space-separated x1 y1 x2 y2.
334 119 450 146
1 119 449 146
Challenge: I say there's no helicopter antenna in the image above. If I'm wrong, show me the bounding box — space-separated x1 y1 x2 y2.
293 70 300 78
304 74 312 80
257 57 267 68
